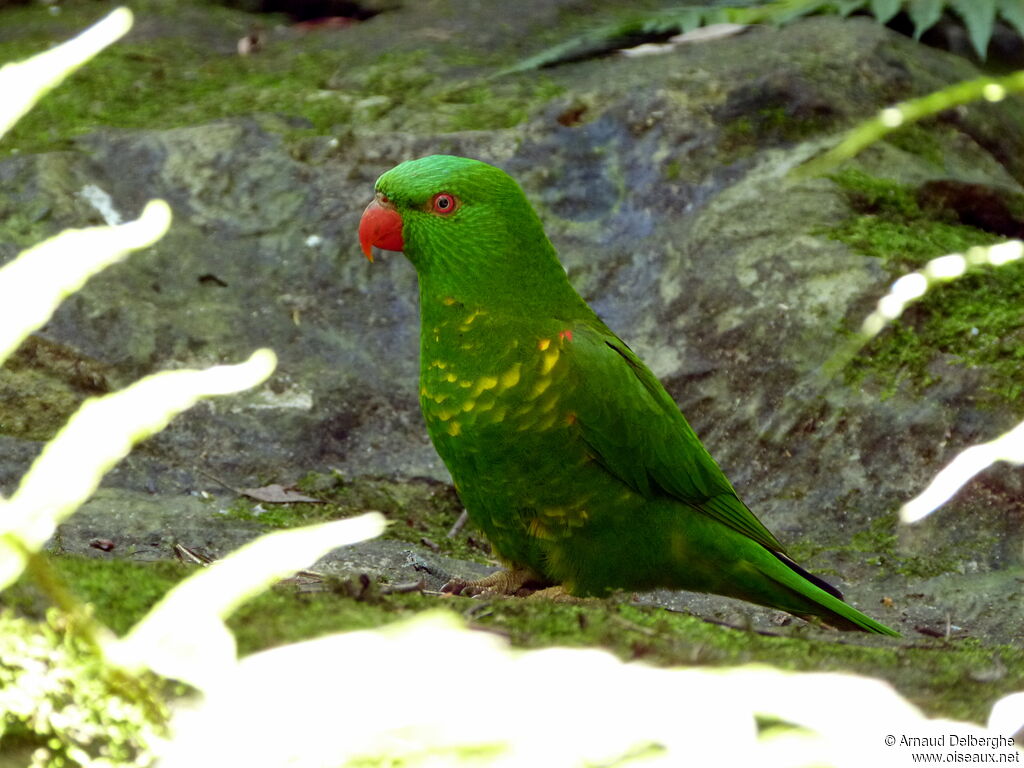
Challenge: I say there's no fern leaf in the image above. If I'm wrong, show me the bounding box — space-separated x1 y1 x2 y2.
908 0 945 39
998 0 1024 41
951 0 997 59
494 0 1013 77
834 0 870 18
869 0 903 24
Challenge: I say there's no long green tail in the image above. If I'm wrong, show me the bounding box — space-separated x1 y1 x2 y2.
766 553 900 636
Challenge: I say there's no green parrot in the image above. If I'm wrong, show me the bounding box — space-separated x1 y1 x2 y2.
358 154 898 636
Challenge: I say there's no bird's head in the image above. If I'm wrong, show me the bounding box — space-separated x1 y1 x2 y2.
358 155 574 309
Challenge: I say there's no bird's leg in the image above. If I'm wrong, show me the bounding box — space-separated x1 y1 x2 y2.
525 585 598 604
441 566 550 597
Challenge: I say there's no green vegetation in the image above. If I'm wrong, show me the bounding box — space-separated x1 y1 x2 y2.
2 558 190 637
0 1 562 159
827 169 1024 408
0 611 168 767
720 104 835 159
498 0 1024 76
3 555 1019 725
223 473 493 564
828 168 995 271
881 124 946 168
789 513 969 580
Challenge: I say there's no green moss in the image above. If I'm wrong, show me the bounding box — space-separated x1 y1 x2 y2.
1 36 348 156
0 199 56 249
228 585 432 654
720 105 833 160
827 169 1023 409
6 553 1021 725
222 495 329 528
0 0 264 42
895 265 1024 403
830 168 922 219
0 2 563 158
841 262 1024 405
224 473 493 564
2 557 190 636
827 169 990 273
0 367 84 440
0 336 113 440
788 513 963 580
883 124 945 167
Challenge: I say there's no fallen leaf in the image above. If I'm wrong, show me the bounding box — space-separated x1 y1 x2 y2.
238 484 322 504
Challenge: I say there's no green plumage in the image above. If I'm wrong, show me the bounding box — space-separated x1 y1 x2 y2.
372 154 897 636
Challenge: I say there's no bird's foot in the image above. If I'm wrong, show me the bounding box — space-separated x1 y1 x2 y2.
441 566 549 597
524 585 595 604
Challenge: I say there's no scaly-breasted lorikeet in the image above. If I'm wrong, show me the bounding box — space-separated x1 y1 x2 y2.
358 154 897 635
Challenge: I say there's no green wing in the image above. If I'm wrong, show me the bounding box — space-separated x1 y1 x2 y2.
567 321 786 554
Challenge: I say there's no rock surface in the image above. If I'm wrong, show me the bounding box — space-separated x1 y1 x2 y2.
2 2 1023 644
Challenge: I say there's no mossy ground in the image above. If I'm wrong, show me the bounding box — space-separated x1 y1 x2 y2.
0 0 562 159
0 337 113 441
827 168 1024 408
2 553 1020 727
222 472 494 565
786 506 993 581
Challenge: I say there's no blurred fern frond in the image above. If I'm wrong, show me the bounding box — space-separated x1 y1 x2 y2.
497 0 1024 75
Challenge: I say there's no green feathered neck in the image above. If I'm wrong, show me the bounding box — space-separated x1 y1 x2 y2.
375 155 591 321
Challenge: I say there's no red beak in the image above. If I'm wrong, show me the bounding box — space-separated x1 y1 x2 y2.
358 197 404 262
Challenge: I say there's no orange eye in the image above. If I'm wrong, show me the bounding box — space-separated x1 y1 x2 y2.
432 193 458 215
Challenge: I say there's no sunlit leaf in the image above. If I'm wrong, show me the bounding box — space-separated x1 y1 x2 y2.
989 692 1024 739
0 200 171 365
794 69 1024 177
160 611 1010 768
0 8 132 139
0 349 277 591
770 0 831 25
901 418 1024 523
496 1 1014 76
107 512 385 691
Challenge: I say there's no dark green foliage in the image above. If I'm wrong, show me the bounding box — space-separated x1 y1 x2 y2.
497 0 1023 75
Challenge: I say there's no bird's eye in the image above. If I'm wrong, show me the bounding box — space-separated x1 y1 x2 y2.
431 193 458 215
